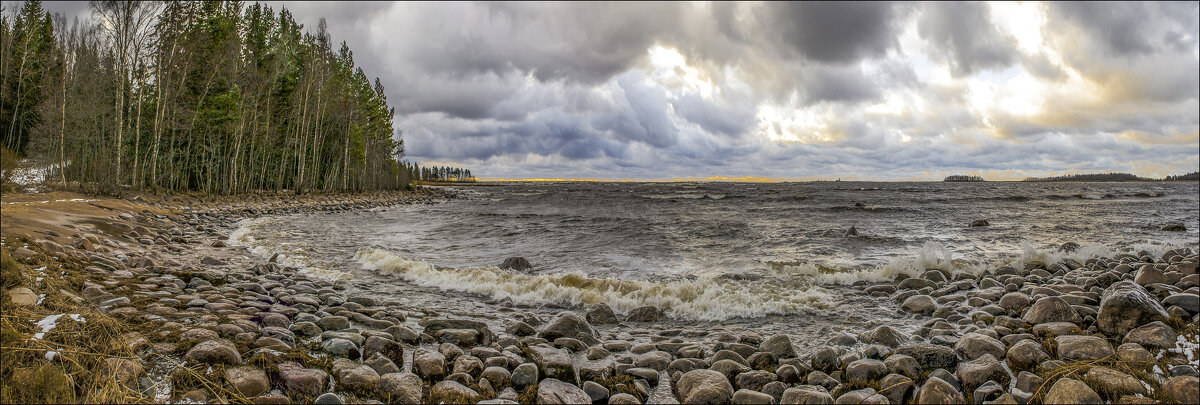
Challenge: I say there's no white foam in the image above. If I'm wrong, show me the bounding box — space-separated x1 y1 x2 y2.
355 247 835 321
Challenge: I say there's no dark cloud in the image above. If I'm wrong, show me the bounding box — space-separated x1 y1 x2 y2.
770 2 907 63
918 2 1017 75
1048 2 1199 56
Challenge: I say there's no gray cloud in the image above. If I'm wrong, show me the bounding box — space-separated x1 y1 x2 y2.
769 2 907 63
918 2 1017 75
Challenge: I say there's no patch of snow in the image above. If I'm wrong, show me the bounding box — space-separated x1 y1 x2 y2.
33 266 46 273
45 350 59 361
32 313 84 339
35 294 45 305
35 277 43 282
1167 333 1199 364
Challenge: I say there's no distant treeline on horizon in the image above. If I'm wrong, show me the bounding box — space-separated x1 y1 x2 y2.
943 171 1200 182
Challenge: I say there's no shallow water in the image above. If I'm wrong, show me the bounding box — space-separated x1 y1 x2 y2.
229 181 1199 342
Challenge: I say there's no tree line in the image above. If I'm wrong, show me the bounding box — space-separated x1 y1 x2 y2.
418 165 475 182
0 0 466 194
943 175 984 182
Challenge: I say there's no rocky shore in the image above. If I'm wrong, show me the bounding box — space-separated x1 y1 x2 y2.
3 189 1199 404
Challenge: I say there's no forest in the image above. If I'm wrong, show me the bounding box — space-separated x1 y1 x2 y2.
943 175 984 182
0 0 456 194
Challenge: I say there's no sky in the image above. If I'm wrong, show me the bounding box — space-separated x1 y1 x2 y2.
34 1 1200 180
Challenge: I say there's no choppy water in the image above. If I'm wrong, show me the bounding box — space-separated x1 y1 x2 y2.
229 181 1198 341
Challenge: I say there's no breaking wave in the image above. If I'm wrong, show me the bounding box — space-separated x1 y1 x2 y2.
354 247 835 321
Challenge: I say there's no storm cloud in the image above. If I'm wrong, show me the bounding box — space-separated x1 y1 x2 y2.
40 1 1200 180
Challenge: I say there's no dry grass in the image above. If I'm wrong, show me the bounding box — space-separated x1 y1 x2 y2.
1 237 152 404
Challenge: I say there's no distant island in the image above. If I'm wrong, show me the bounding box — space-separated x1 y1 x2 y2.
943 175 985 182
1023 171 1200 182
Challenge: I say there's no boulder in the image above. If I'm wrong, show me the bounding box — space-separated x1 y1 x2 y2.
676 369 735 404
1005 340 1050 372
376 372 423 403
954 332 1005 361
895 343 956 370
184 339 242 365
536 378 591 404
539 312 597 340
901 295 937 314
1115 343 1156 369
335 364 379 392
583 381 610 402
1163 293 1199 313
363 336 403 366
760 334 797 359
224 366 269 397
734 370 776 392
413 349 446 380
733 389 775 404
1022 296 1081 324
1134 265 1168 286
955 353 1010 391
1043 378 1102 404
586 303 619 325
626 306 664 322
1123 321 1177 349
322 338 360 359
859 325 907 348
424 318 498 346
1097 281 1168 338
316 315 350 331
844 359 888 383
609 393 642 404
781 386 834 404
917 376 965 404
1083 366 1145 399
511 363 538 388
1055 335 1114 361
877 374 913 404
525 345 576 384
8 287 38 306
883 354 920 379
970 220 990 227
277 361 329 396
500 257 531 271
429 380 481 404
1163 376 1199 404
998 292 1031 313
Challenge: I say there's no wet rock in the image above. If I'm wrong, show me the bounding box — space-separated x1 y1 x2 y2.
1123 321 1177 349
845 359 887 383
781 385 834 404
322 338 360 359
836 388 888 404
413 349 447 381
1164 293 1199 313
760 334 797 359
430 380 481 403
453 355 485 378
1163 376 1200 404
314 393 343 404
609 393 642 404
500 257 531 271
539 312 597 340
895 343 956 370
1032 322 1082 339
901 295 937 314
1134 265 1169 286
734 370 776 392
1161 222 1187 232
336 364 380 392
859 325 907 348
1022 296 1082 324
376 372 423 403
955 332 1006 361
537 378 591 404
878 374 914 404
1005 340 1050 372
677 369 735 404
316 315 349 331
385 325 420 344
1055 335 1114 361
506 321 536 337
583 380 610 402
636 350 673 371
366 353 401 375
917 377 965 404
363 336 404 367
1043 378 1102 404
511 363 538 388
278 361 329 396
481 366 511 389
998 292 1031 313
711 359 752 381
525 345 576 384
290 321 322 337
732 389 774 404
626 305 664 322
225 365 269 397
586 303 619 325
883 354 920 379
1083 366 1144 399
970 220 989 227
806 371 838 392
1097 281 1168 338
955 354 1010 391
184 339 242 364
424 318 498 346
